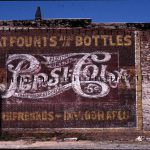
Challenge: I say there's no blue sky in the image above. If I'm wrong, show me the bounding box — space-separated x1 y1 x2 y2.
0 0 149 23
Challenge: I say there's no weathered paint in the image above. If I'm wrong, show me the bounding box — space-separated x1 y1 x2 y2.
0 28 141 130
141 31 150 130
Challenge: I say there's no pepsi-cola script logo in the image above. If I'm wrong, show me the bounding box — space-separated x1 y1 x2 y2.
0 52 131 99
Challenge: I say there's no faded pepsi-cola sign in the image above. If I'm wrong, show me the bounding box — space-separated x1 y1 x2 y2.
0 29 139 128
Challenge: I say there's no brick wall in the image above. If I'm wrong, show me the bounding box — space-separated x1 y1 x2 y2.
0 21 149 134
141 31 150 130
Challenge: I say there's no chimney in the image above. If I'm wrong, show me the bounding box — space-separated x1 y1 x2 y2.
35 6 42 21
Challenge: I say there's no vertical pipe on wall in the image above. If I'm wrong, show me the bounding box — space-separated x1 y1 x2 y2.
135 31 142 130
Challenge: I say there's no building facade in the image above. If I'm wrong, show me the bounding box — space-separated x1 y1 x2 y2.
0 18 149 134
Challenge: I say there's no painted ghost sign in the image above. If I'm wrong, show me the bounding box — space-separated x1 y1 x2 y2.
2 52 130 99
0 29 141 129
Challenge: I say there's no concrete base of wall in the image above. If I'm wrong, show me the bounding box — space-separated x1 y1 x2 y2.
1 129 150 141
